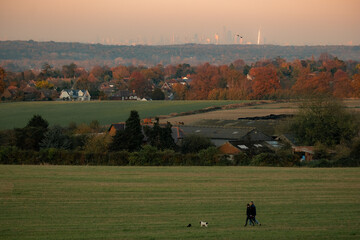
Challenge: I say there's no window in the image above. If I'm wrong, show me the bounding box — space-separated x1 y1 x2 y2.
238 145 248 149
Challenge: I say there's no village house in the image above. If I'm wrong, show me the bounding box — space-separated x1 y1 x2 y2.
109 90 137 100
59 89 91 101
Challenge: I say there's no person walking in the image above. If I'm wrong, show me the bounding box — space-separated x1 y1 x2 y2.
250 201 261 226
244 203 255 227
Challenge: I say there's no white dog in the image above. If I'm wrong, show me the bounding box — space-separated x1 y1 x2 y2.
200 221 208 227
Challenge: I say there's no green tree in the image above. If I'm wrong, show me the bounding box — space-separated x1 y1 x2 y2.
15 115 49 150
291 97 358 146
110 110 144 152
181 134 214 154
151 88 165 100
26 114 49 129
144 118 176 150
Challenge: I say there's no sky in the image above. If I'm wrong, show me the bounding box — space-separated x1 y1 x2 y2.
0 0 359 46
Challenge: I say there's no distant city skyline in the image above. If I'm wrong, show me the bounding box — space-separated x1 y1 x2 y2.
1 0 360 46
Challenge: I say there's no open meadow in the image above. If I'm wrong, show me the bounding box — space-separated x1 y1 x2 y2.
0 100 246 130
0 165 359 240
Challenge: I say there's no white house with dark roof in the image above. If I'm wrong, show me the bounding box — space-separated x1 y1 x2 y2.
59 89 91 101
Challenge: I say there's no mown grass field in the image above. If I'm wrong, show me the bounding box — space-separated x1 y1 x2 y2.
0 100 245 130
0 165 359 240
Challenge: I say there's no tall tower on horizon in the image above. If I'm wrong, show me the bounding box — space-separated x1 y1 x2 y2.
257 28 261 45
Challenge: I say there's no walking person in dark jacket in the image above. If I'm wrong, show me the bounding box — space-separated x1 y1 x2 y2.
250 201 261 226
244 203 255 227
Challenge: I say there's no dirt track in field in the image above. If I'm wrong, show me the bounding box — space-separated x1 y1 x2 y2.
161 100 360 126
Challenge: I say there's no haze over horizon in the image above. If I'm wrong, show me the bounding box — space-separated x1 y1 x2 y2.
1 0 360 46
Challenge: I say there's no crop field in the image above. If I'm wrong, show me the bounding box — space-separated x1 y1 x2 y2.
165 99 360 126
0 165 359 240
0 100 246 130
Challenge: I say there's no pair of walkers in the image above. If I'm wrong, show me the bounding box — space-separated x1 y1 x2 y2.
244 201 261 226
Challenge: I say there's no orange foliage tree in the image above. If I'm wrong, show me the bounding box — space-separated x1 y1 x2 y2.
249 66 280 99
172 83 188 100
190 63 223 99
129 71 151 98
292 71 332 96
332 70 353 98
112 65 130 80
352 73 360 98
0 67 6 94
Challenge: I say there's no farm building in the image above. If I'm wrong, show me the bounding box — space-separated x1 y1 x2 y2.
277 134 314 161
59 89 91 101
177 126 272 147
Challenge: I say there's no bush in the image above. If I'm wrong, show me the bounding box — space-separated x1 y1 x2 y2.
108 151 130 166
181 134 214 154
233 152 251 166
307 159 333 168
250 153 281 166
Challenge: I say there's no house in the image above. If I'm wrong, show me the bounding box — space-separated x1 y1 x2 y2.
161 82 172 91
293 146 314 161
218 140 275 157
59 89 91 101
277 134 314 161
109 90 137 100
1 88 14 100
217 128 279 158
108 123 126 136
23 86 40 101
40 89 58 101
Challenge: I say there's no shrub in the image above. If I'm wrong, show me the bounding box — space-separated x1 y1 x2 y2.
250 153 281 166
181 134 214 154
108 151 130 166
233 152 251 166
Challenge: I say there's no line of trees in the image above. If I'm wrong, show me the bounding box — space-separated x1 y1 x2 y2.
1 54 360 101
1 100 359 167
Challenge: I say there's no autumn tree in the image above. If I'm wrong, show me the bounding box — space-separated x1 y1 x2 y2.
249 66 281 99
332 70 352 98
141 65 164 86
172 83 188 100
129 71 151 98
292 71 332 96
62 63 78 78
111 65 130 80
190 63 223 99
0 67 6 94
35 80 54 89
352 73 360 98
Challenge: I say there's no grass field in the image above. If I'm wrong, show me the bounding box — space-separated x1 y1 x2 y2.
0 165 359 240
0 100 245 130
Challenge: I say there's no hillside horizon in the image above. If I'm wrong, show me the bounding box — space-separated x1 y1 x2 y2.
1 40 360 71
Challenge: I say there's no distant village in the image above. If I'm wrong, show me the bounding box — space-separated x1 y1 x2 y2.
1 53 360 102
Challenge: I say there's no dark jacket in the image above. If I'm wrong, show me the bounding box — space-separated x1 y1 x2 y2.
246 206 251 216
250 204 256 216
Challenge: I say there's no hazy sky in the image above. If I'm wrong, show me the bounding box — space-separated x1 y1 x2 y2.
1 0 359 45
